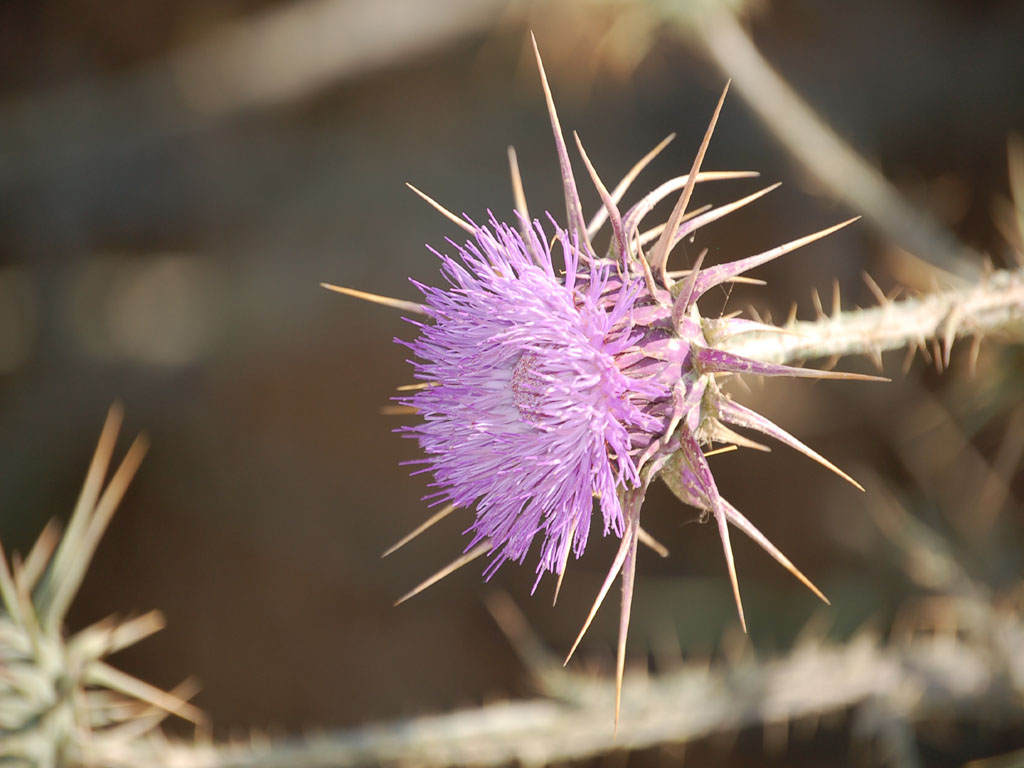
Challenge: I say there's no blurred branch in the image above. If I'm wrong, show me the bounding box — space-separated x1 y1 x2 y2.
0 0 524 185
107 593 1024 768
696 9 983 282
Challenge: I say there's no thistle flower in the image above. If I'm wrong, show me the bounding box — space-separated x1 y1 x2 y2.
402 216 659 583
324 35 883 721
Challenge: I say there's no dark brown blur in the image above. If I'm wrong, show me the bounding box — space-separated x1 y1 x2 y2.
0 1 1022 764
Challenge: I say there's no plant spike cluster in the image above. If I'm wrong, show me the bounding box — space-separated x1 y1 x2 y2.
325 36 885 722
0 405 203 766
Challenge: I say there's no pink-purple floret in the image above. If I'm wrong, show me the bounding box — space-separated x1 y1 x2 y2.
401 214 681 584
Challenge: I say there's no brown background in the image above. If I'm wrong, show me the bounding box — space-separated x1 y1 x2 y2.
0 0 1022 763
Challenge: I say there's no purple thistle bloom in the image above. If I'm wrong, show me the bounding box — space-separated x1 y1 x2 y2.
325 34 884 722
403 216 671 586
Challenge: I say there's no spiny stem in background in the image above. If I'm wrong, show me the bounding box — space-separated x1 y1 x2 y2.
113 564 1024 767
0 405 203 767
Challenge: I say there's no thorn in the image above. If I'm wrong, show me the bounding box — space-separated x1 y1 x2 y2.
73 610 167 657
917 336 932 364
703 444 740 458
667 271 764 287
85 661 207 726
901 344 917 375
821 354 840 372
530 33 593 258
941 306 963 368
869 347 884 372
673 248 707 328
968 335 982 376
405 183 475 234
379 405 417 416
636 525 669 557
20 519 61 594
622 170 761 236
553 518 578 605
650 82 731 280
395 382 434 391
638 204 712 247
321 283 426 315
693 217 859 299
507 146 530 226
588 132 676 238
574 131 627 263
861 271 888 306
697 346 889 383
810 286 824 319
709 423 770 451
0 543 21 626
484 591 560 674
930 336 944 373
636 244 661 302
680 430 752 633
103 677 204 741
40 409 147 633
786 302 798 327
718 398 865 492
831 278 841 318
382 503 457 558
722 499 830 606
715 506 747 633
394 541 490 605
729 372 754 394
615 527 641 729
507 146 539 266
657 183 780 252
565 503 641 666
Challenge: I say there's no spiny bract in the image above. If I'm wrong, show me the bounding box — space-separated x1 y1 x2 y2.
326 36 880 721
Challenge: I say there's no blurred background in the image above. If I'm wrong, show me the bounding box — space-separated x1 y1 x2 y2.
1 0 1022 765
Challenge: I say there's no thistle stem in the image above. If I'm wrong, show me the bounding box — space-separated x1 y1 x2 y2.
719 269 1024 367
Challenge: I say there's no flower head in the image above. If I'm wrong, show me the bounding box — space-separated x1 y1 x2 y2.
403 216 670 585
326 35 883 722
